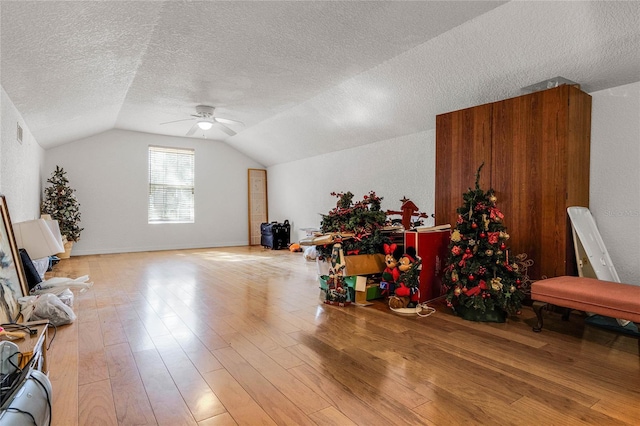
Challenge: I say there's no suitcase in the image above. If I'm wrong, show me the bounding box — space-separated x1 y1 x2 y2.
261 220 290 249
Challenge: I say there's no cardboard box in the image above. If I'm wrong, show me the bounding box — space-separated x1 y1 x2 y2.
365 284 382 300
317 253 386 277
355 279 383 304
344 254 386 276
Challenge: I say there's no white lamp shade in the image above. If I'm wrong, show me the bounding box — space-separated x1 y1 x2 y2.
13 219 65 259
43 219 64 246
197 120 213 130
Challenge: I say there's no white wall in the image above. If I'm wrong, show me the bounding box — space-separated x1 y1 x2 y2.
0 87 45 222
589 81 640 285
269 82 640 284
268 129 436 241
44 129 263 255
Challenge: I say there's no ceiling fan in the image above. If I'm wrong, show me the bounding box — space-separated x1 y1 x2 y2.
161 105 244 137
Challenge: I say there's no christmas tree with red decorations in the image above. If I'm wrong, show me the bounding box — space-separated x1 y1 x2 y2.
442 165 525 322
316 191 389 259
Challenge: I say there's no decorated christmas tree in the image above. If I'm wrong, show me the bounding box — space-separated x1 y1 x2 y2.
442 165 525 322
41 166 83 242
317 191 389 259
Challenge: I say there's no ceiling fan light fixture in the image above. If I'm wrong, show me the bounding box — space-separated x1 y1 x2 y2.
197 120 213 130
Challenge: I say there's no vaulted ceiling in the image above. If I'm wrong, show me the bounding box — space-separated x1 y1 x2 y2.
2 1 639 167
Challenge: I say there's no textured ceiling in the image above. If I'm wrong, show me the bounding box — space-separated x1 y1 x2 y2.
1 1 639 167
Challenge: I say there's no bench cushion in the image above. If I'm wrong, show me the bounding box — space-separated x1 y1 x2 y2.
531 276 640 323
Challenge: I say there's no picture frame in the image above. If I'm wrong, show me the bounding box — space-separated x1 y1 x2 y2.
0 195 28 323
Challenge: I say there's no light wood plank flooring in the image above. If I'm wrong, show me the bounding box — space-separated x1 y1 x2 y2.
44 246 639 425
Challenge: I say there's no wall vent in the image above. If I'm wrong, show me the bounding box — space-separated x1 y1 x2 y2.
16 123 23 144
521 76 579 93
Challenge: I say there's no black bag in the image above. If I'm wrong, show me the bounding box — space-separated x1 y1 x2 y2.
19 249 43 291
261 220 290 249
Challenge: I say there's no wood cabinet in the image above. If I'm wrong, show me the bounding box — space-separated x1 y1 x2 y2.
435 85 591 279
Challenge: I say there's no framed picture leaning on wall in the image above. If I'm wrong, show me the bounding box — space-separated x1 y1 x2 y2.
0 195 28 323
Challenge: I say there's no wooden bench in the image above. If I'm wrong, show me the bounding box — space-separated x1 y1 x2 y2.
530 276 640 332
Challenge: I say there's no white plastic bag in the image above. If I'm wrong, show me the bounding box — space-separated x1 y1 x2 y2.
18 296 38 323
304 246 317 261
56 288 74 308
30 275 92 294
18 293 76 326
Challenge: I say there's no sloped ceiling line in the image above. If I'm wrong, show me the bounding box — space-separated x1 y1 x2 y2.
115 2 168 127
1 1 639 168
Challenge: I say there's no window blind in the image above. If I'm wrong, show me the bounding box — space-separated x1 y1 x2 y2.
148 146 195 223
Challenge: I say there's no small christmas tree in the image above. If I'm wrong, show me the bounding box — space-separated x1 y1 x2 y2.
41 166 83 242
442 164 525 322
317 191 389 259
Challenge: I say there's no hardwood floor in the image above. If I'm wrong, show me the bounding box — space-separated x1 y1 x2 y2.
45 246 639 425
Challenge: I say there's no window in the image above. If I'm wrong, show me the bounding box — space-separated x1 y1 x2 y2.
148 146 195 223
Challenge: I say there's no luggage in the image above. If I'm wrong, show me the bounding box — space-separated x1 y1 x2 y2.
261 220 290 249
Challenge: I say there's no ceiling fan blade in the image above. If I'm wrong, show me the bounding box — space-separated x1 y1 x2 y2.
160 118 195 125
214 117 244 127
185 123 199 136
216 123 236 136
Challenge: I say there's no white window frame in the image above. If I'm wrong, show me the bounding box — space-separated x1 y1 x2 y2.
148 145 195 224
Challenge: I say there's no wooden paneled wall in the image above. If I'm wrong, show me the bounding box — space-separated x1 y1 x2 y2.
435 85 591 279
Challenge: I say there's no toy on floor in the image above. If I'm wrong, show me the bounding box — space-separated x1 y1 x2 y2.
392 247 422 308
322 240 352 306
289 243 302 252
380 243 401 296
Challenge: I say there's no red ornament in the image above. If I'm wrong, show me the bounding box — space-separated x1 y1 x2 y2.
465 248 472 254
479 232 486 238
468 274 475 281
500 243 506 250
471 222 478 229
516 279 521 285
